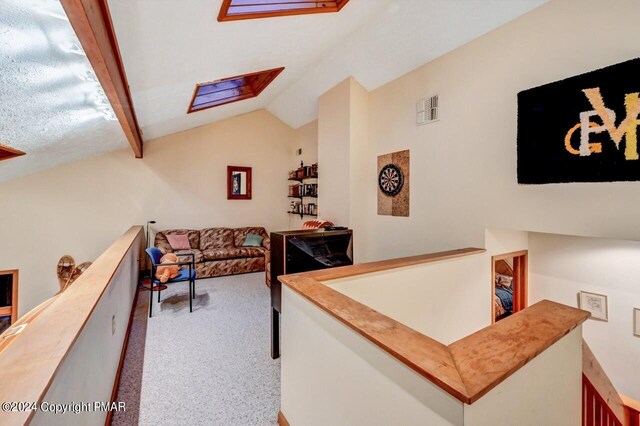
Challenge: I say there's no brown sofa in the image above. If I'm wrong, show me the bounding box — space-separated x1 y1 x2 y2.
155 227 270 279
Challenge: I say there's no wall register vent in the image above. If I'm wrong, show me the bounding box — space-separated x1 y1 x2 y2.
417 95 439 125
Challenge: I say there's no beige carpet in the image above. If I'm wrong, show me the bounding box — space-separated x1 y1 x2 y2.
112 273 280 425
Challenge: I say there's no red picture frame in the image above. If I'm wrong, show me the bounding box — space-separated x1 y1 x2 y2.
227 166 252 200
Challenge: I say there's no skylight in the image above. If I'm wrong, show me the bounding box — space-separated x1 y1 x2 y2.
218 0 350 21
0 144 25 162
187 67 285 113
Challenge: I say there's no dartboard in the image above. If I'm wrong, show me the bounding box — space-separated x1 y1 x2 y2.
378 164 404 196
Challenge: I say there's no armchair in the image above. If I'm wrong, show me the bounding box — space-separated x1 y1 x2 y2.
145 247 197 317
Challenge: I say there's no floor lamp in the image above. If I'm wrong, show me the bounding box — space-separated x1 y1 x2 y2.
146 220 156 249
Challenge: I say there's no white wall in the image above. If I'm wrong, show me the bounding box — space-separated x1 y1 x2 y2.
318 79 351 226
327 253 488 344
281 285 464 426
325 230 532 345
339 0 640 263
485 228 529 257
32 229 142 425
0 109 296 314
464 327 582 426
317 77 372 261
528 233 640 400
348 78 371 263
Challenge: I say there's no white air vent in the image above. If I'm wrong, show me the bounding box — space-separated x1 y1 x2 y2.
416 95 439 126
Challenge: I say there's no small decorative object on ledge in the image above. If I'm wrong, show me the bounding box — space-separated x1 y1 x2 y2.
288 161 318 218
377 150 410 217
579 291 608 321
56 256 92 293
227 165 252 200
56 255 75 290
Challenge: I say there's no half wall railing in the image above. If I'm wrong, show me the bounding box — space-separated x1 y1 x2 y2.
0 226 144 426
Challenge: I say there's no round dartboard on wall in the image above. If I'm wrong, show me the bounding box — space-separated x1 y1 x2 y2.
378 163 404 196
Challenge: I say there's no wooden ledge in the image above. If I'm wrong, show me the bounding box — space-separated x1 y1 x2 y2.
282 274 469 400
0 226 143 425
280 248 589 404
304 247 486 281
449 300 589 403
621 394 640 413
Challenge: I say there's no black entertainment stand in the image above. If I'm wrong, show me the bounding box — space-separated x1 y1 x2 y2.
270 228 353 359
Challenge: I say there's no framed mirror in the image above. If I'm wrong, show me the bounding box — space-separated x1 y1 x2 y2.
227 166 252 200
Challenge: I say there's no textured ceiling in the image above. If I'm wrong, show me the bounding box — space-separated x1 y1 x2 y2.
0 0 546 182
108 0 546 138
0 0 128 182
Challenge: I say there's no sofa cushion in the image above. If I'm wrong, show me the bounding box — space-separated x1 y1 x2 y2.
196 257 265 278
203 247 266 261
155 230 200 253
166 234 190 250
200 228 234 250
233 227 269 248
174 249 204 264
242 233 264 247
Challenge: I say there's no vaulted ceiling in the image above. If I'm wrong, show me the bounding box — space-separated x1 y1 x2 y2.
0 0 546 182
108 0 546 140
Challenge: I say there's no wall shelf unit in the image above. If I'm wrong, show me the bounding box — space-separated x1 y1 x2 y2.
288 162 318 219
288 176 317 182
287 211 319 218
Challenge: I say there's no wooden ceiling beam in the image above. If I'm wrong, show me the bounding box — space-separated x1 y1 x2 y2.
61 0 144 158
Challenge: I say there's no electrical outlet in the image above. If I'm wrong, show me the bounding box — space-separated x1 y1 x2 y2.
112 315 116 335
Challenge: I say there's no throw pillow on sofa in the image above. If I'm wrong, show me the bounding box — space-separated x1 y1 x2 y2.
242 233 264 247
166 234 191 250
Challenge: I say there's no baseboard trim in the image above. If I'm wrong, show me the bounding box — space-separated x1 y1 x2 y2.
278 411 290 426
105 288 140 426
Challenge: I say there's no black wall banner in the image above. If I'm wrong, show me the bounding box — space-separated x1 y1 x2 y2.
517 58 640 184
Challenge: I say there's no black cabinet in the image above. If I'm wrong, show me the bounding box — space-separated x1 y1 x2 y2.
270 229 353 358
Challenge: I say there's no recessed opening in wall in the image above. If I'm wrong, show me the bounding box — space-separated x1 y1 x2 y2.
0 270 19 334
492 251 527 322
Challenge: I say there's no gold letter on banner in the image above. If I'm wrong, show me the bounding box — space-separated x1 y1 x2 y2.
583 88 640 160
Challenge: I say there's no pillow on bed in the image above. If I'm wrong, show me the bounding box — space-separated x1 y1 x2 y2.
495 273 513 289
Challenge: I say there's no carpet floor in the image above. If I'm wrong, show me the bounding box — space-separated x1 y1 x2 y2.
112 273 280 425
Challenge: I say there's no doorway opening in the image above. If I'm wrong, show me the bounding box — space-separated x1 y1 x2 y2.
492 251 527 323
0 270 18 334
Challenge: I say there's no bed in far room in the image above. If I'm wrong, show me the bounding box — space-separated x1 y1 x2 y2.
494 259 514 321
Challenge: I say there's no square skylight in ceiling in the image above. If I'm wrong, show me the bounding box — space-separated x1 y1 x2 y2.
187 67 285 113
218 0 350 22
0 144 26 162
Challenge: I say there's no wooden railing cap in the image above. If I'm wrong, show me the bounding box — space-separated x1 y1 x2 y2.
0 226 143 426
280 248 590 404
